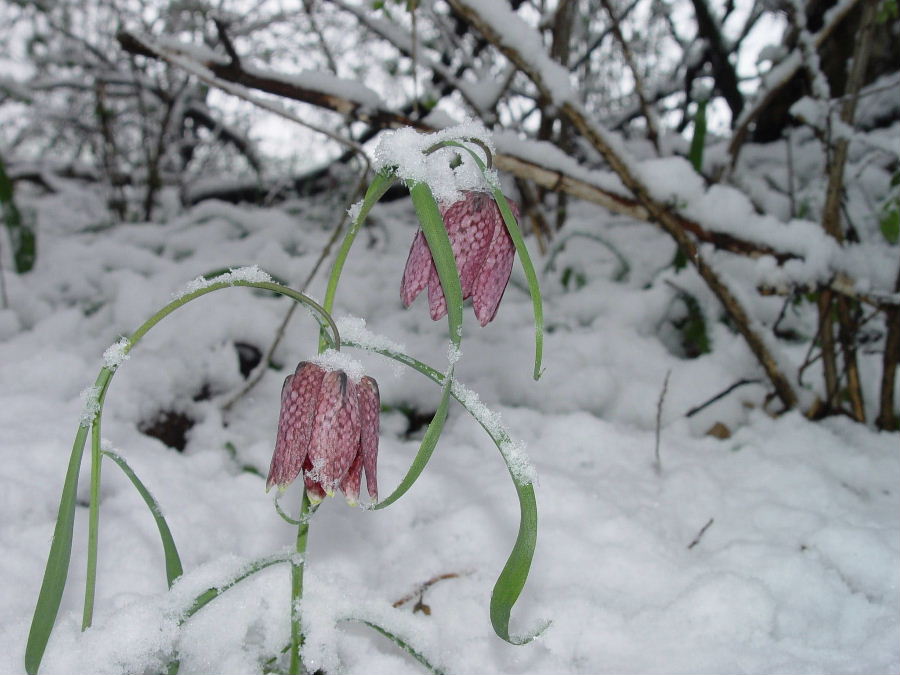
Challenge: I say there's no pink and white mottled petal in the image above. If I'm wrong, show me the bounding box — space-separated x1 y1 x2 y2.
442 192 493 299
426 265 448 321
339 452 363 505
266 362 326 490
472 208 516 326
308 371 361 495
400 230 435 308
358 376 380 501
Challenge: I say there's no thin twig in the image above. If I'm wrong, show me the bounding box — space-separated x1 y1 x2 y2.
685 378 762 418
687 517 714 549
392 571 471 615
213 17 242 68
654 370 671 475
599 0 659 151
446 0 799 410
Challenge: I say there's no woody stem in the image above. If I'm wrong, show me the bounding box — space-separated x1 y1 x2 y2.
289 488 312 675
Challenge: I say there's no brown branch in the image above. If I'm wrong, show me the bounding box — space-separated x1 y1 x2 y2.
447 0 798 410
687 517 714 549
391 571 470 615
599 0 660 149
117 28 796 265
689 0 743 123
876 266 900 430
818 0 878 422
727 0 864 167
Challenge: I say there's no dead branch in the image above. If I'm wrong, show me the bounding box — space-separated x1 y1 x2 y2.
687 517 714 549
818 0 878 421
117 28 795 265
876 266 900 430
654 369 671 474
392 571 470 615
727 0 864 168
689 0 743 123
599 0 660 150
447 0 799 410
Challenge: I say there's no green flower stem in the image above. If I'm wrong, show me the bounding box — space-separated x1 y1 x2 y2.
82 391 106 630
27 276 337 675
289 490 311 675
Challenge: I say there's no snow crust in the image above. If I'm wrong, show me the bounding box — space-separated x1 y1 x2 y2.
373 120 496 204
102 337 131 370
173 265 272 299
309 348 366 384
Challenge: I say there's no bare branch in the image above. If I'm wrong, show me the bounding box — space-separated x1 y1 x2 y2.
446 0 799 410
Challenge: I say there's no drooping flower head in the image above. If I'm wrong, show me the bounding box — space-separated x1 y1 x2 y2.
401 190 519 327
267 361 380 506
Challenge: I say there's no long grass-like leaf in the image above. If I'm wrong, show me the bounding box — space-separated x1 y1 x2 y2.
689 99 707 173
101 449 183 587
374 183 462 509
180 553 293 623
24 425 90 675
341 618 445 675
438 141 544 379
343 339 547 643
26 275 340 675
323 170 396 315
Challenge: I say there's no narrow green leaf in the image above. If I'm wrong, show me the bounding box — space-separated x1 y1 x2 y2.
408 182 464 337
374 376 452 510
341 618 445 675
180 553 293 623
27 275 338 675
491 189 544 380
101 449 183 587
343 340 547 643
439 141 545 379
374 183 462 509
490 481 544 644
0 153 37 273
25 424 90 675
880 207 899 244
688 99 708 173
323 170 396 314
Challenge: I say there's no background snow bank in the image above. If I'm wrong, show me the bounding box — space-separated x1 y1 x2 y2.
0 185 897 674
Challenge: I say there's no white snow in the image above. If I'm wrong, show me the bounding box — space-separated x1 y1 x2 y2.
336 315 406 355
79 386 101 427
373 120 495 204
173 265 273 299
102 338 131 370
0 169 897 675
309 348 366 384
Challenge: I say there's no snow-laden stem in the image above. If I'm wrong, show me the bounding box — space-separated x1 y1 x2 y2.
289 489 311 675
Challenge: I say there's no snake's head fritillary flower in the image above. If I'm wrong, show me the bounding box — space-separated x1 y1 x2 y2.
401 190 519 327
267 362 380 506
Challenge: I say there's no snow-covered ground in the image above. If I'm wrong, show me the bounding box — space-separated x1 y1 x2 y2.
1 179 898 674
